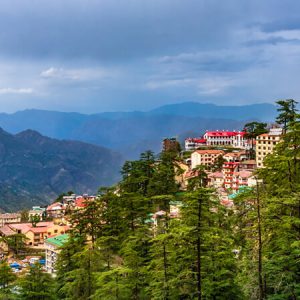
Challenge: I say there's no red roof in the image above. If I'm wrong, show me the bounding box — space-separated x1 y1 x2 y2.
186 138 207 143
205 131 246 137
75 196 87 208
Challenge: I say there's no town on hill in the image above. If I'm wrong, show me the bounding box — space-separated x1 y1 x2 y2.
0 99 299 299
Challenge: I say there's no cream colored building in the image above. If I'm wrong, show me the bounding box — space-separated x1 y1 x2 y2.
256 128 282 168
0 213 21 227
191 150 225 169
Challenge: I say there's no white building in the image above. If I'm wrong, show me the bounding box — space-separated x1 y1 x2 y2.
45 234 69 274
203 131 249 149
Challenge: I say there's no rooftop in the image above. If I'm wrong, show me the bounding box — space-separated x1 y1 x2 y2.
45 233 69 247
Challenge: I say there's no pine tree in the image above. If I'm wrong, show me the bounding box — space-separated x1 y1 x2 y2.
0 262 16 297
18 263 55 300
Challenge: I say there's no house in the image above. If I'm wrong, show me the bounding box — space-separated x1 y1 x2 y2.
207 172 224 188
191 150 225 169
256 128 282 168
45 233 69 274
239 160 257 171
28 207 46 220
46 202 67 219
231 170 253 191
223 151 247 162
0 213 21 227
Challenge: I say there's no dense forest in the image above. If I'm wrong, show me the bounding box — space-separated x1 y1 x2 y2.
0 100 299 299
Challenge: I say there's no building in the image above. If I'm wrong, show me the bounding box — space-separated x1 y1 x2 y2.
207 172 224 188
222 162 240 189
184 138 207 151
191 150 225 169
203 130 249 149
223 151 247 162
162 137 180 152
45 234 69 274
46 202 67 219
256 128 283 168
0 213 21 227
231 170 253 191
0 222 69 247
28 207 46 220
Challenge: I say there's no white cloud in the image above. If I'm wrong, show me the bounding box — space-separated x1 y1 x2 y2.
40 67 113 81
0 88 33 94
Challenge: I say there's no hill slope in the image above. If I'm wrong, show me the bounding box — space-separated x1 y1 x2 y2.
0 129 122 212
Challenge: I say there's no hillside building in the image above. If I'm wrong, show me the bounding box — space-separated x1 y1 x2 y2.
45 233 69 274
256 128 283 168
191 149 225 169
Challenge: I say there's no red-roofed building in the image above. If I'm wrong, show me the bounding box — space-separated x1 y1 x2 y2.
204 130 249 149
185 138 207 150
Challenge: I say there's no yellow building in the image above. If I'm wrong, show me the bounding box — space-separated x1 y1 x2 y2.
256 128 282 168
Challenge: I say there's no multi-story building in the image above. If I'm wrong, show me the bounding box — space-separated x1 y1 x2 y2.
184 138 207 151
203 130 249 149
0 213 21 227
256 128 283 168
191 150 225 169
222 162 240 189
0 222 69 247
45 234 69 274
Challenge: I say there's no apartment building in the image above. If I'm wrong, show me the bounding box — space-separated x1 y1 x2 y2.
256 128 282 168
45 234 69 274
191 149 225 169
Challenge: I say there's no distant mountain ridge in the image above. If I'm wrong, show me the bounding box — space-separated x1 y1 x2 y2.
0 102 277 159
0 128 122 212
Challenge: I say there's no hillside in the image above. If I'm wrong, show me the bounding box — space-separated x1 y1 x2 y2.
0 102 276 159
0 129 122 212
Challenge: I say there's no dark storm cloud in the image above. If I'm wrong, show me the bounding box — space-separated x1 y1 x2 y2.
0 0 300 112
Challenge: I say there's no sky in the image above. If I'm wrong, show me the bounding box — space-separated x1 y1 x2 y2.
0 0 300 113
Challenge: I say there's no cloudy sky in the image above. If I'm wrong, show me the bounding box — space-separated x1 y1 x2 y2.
0 0 300 113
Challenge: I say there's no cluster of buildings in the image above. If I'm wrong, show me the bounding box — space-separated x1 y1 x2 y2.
0 193 96 274
179 127 283 203
0 127 284 275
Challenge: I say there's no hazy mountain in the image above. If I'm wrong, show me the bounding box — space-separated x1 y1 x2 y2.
0 128 122 212
0 102 277 159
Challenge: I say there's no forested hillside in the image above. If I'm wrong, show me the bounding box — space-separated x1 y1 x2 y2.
1 101 299 299
0 129 122 211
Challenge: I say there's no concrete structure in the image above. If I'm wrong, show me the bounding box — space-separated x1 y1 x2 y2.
0 213 21 227
191 150 225 169
256 128 282 168
45 234 69 274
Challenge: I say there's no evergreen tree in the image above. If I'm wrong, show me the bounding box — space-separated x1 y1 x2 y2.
276 99 298 132
0 262 16 296
18 263 55 300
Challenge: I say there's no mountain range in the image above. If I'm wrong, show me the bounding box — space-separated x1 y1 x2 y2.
0 128 122 212
0 102 277 159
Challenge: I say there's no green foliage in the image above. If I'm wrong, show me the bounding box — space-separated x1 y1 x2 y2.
0 262 16 296
18 263 55 300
